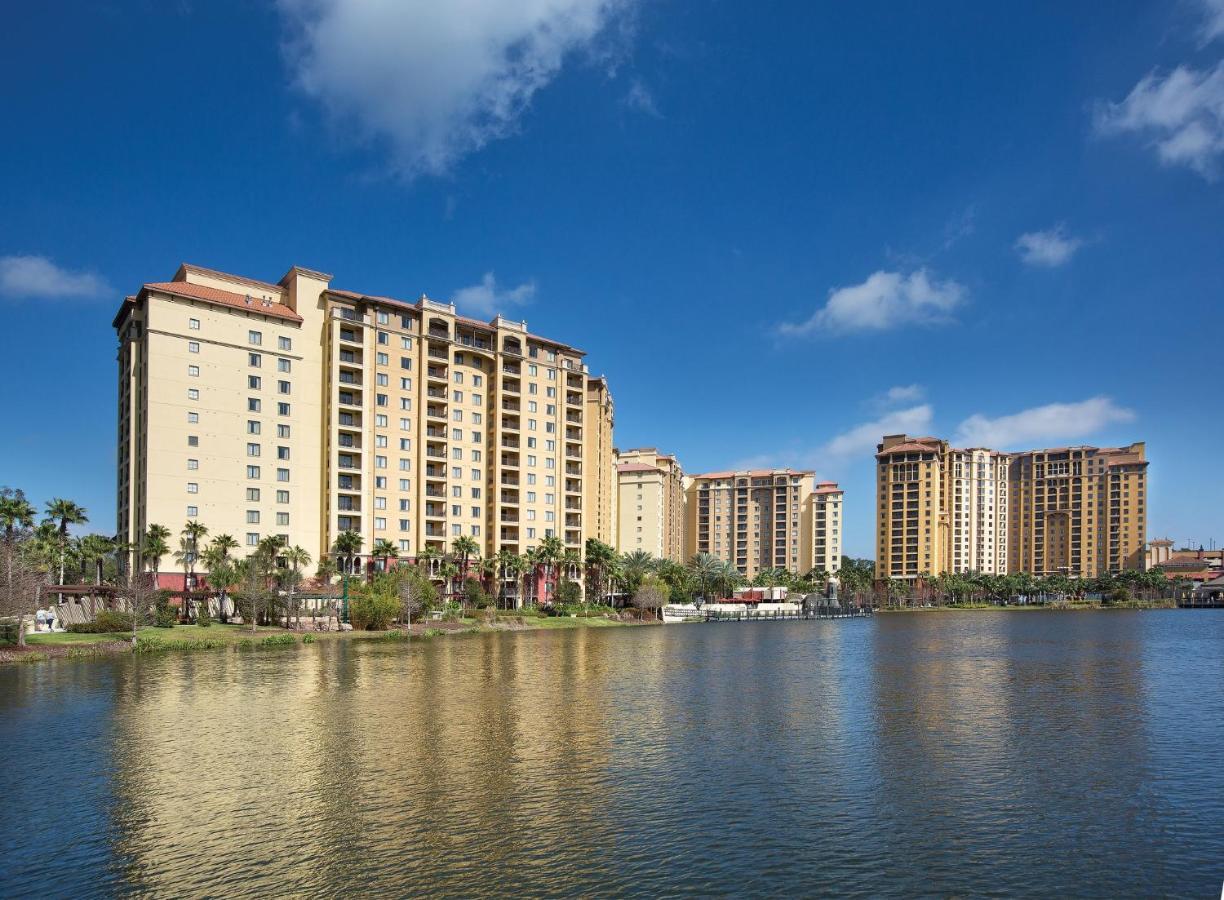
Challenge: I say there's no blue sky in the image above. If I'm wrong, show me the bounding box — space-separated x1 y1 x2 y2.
2 1 1223 556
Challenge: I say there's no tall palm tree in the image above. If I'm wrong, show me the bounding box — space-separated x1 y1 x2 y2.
332 529 363 577
372 538 398 572
584 538 615 605
143 524 170 584
439 560 459 605
181 521 209 589
452 535 479 585
203 533 239 622
281 545 312 628
536 535 564 603
45 498 88 595
688 552 722 602
620 550 655 596
77 534 114 586
0 493 35 540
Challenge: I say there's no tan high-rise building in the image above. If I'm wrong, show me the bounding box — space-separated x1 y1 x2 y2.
685 469 842 578
583 376 616 547
875 434 1147 580
615 447 684 559
114 263 610 578
807 482 843 575
1008 443 1148 576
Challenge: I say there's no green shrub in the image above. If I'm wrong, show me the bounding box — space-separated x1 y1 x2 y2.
237 638 254 651
423 627 444 637
154 605 178 628
134 636 165 653
554 580 582 605
68 610 135 633
259 633 296 648
349 590 400 631
302 633 316 644
196 607 212 627
383 629 410 641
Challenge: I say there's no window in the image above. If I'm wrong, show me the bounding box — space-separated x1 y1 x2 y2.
400 377 411 390
188 365 200 377
376 373 388 386
249 331 262 346
248 421 261 435
246 533 259 546
247 510 260 524
247 465 260 479
188 459 199 470
247 488 260 501
277 424 290 438
278 380 291 395
401 356 412 369
249 398 261 412
248 375 261 389
377 332 388 345
277 402 290 416
278 335 292 351
187 482 198 494
276 512 289 526
277 468 290 482
189 318 200 330
249 352 261 367
188 341 199 353
377 311 389 325
376 517 387 530
187 411 198 424
278 358 291 373
187 505 198 517
187 388 199 400
377 352 389 366
276 490 289 503
247 443 261 457
277 446 290 460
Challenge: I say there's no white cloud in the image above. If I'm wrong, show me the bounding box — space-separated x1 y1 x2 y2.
778 269 965 336
1095 61 1224 179
824 404 934 460
877 384 925 407
277 0 635 178
954 397 1136 450
1200 0 1224 42
623 78 660 117
452 272 536 318
1014 224 1084 267
0 255 110 300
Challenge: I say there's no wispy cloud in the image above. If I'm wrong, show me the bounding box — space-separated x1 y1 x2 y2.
451 272 536 319
1014 224 1084 267
0 255 110 301
954 396 1136 449
623 78 661 117
875 384 926 408
824 404 934 460
1199 0 1224 42
277 0 637 179
778 269 965 336
1095 61 1224 180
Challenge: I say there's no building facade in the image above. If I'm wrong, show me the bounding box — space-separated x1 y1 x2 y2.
615 447 685 559
807 482 843 575
114 263 612 574
685 469 842 578
875 433 1148 580
583 377 617 548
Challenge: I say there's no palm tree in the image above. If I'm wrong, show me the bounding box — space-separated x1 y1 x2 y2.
452 535 479 585
172 538 195 621
372 538 398 572
0 493 36 540
281 545 312 628
620 550 655 596
688 552 721 602
203 533 239 622
439 560 460 605
536 535 565 603
45 498 88 596
77 534 114 586
181 521 209 589
332 530 363 578
584 538 616 606
143 524 170 583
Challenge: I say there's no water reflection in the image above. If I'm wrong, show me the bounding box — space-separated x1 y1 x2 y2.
1 612 1221 897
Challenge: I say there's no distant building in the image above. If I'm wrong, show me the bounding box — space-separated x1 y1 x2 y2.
615 447 684 559
685 469 843 578
876 434 1149 580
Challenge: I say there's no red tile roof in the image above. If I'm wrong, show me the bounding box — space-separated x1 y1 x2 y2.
617 463 660 474
144 281 303 323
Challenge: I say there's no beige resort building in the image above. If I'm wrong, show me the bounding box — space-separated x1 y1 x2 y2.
114 263 614 577
875 434 1148 580
614 447 685 560
684 469 844 579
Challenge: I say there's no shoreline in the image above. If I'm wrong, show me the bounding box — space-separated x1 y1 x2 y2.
877 600 1177 613
1 614 655 667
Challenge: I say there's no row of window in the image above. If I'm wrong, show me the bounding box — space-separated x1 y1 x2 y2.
185 320 292 353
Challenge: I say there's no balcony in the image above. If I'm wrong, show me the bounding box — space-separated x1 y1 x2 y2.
501 437 520 450
425 448 447 459
501 400 521 412
500 512 519 524
500 454 520 469
501 417 520 431
566 392 582 406
500 474 519 487
565 428 582 442
427 387 447 399
428 347 448 360
565 479 581 494
426 426 447 439
338 372 362 386
427 366 448 382
426 405 447 420
425 486 445 498
425 503 446 519
502 378 521 394
425 524 446 538
425 466 446 480
566 411 582 424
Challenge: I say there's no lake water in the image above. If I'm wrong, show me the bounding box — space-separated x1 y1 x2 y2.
2 611 1222 897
